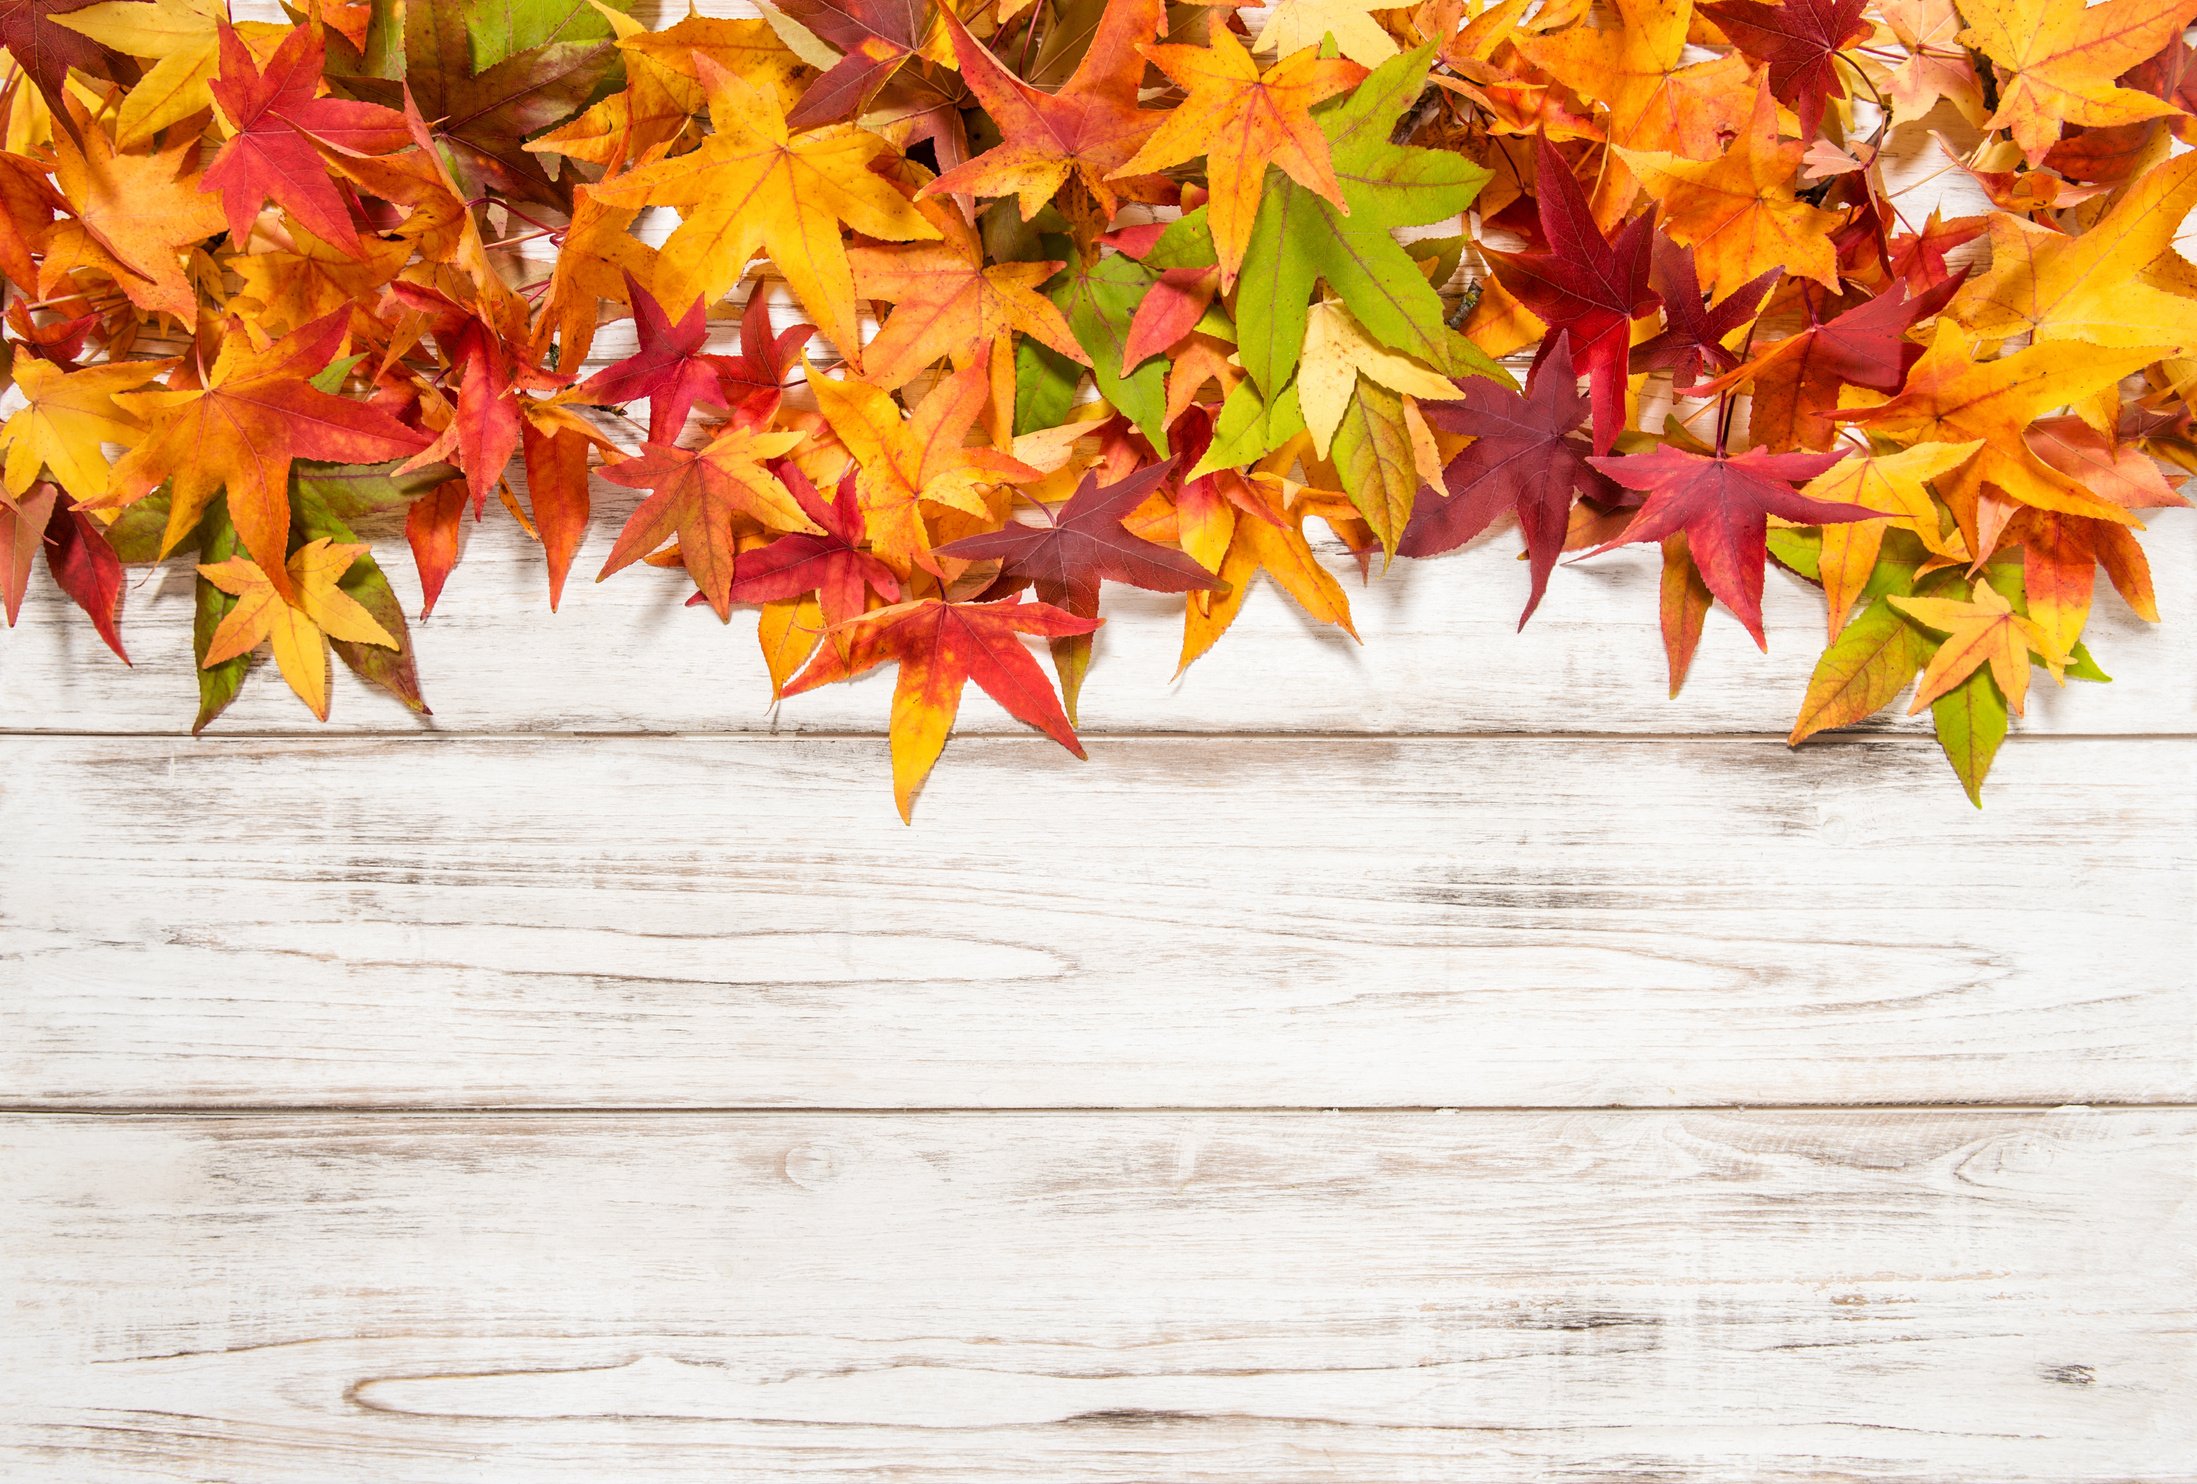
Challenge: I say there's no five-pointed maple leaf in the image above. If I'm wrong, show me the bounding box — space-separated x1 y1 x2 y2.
924 0 1163 224
43 119 227 322
1699 0 1871 137
0 355 167 505
596 423 816 617
808 347 1040 574
575 271 740 442
197 537 398 721
715 286 814 428
1585 444 1875 644
1114 32 1367 285
937 455 1217 616
203 23 411 258
1401 334 1622 625
1485 134 1661 452
725 463 902 629
1618 80 1844 300
1631 235 1779 389
1957 0 2197 163
781 595 1101 821
589 57 938 364
1891 579 2066 715
103 312 430 599
1843 323 2157 537
849 200 1085 407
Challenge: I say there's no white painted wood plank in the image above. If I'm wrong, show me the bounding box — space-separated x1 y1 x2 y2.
6 492 2191 736
2 1108 2188 1481
7 734 2190 1108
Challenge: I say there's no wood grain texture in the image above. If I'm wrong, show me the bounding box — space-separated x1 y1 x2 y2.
7 733 2191 1109
3 1108 2189 1482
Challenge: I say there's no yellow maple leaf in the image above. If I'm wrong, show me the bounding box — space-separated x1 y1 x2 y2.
1253 0 1400 67
1953 148 2197 354
588 57 937 367
0 355 170 505
197 539 398 721
1891 579 2065 716
1957 0 2197 164
1296 300 1463 459
1797 439 1980 636
41 120 227 322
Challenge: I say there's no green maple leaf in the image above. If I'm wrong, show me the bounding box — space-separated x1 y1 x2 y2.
463 0 630 71
1236 44 1500 398
1049 250 1170 453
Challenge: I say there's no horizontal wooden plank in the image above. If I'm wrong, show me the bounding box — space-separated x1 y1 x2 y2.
6 733 2189 1109
6 486 2192 736
2 1108 2188 1481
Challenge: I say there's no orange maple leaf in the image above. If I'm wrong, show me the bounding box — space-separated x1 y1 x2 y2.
781 595 1101 821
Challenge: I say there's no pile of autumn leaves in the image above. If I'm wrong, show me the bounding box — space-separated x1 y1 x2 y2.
0 0 2192 815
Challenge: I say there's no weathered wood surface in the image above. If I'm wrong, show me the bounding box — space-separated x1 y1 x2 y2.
6 733 2191 1109
3 1109 2188 1483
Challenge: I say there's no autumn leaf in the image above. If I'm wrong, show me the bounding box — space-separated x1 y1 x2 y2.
1842 323 2158 541
1956 0 2197 164
1236 45 1497 399
925 0 1163 225
808 348 1041 574
938 455 1218 715
1484 134 1660 451
1698 0 1871 137
103 312 430 600
0 354 167 505
589 56 939 365
0 0 120 110
850 198 1085 433
1585 443 1875 644
781 595 1101 821
42 118 227 323
54 0 236 148
595 422 814 618
1617 80 1844 300
203 23 412 258
197 537 399 720
1113 31 1366 285
1513 0 1752 157
1255 0 1400 65
1402 333 1621 624
726 463 901 631
1951 149 2197 353
1891 577 2066 715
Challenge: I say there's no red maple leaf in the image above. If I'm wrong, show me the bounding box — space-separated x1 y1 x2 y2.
576 271 739 443
717 463 902 629
934 456 1219 617
203 23 411 256
1400 334 1622 627
1484 134 1661 452
1631 236 1780 391
1699 0 1871 138
1585 444 1873 644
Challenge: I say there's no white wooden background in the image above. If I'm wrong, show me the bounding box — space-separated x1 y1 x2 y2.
4 4 2196 1477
